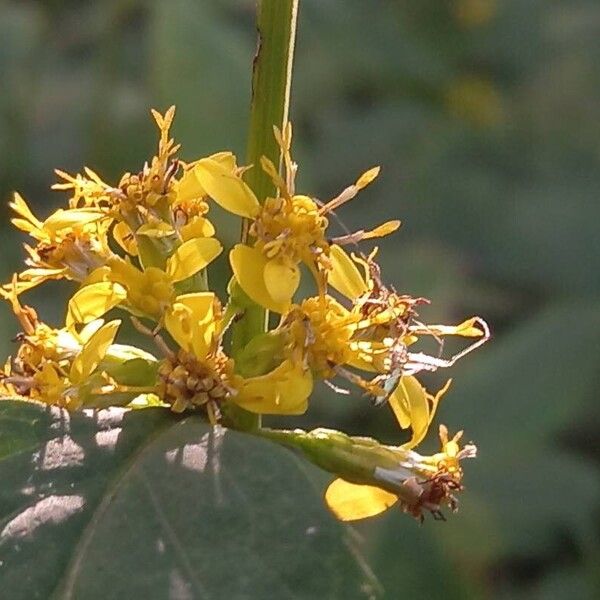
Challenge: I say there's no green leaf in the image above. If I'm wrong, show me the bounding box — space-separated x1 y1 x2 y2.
0 399 52 460
0 400 380 599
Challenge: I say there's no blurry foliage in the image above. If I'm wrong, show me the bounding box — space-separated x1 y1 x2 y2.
1 0 599 597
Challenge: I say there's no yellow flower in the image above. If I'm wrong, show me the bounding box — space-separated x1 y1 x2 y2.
0 282 126 409
66 236 222 327
387 376 452 449
278 294 432 445
324 425 476 522
278 248 489 447
55 107 181 222
282 295 385 384
3 279 92 364
159 292 312 417
1 280 160 410
3 193 111 295
52 107 229 263
190 123 397 312
325 247 489 365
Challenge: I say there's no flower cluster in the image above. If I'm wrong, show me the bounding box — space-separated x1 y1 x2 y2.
0 107 489 521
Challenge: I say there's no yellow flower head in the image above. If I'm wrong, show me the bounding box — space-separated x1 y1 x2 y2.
117 108 180 212
3 280 84 361
325 425 477 522
190 123 398 312
156 291 312 419
52 108 235 267
326 247 489 377
66 235 222 327
158 295 230 418
283 295 377 382
0 281 125 410
55 107 179 222
278 247 489 449
158 348 235 419
4 193 112 295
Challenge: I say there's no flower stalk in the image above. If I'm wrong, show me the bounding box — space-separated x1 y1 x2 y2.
257 426 477 522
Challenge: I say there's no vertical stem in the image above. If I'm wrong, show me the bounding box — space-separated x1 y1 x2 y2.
228 0 299 431
244 0 299 215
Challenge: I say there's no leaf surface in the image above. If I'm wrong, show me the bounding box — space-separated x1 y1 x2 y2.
0 400 380 599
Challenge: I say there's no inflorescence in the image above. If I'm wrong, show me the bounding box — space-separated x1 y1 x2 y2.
0 107 489 522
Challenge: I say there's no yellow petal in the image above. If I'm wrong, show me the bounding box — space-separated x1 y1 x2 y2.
164 292 216 358
165 238 222 282
70 319 121 383
77 318 105 343
112 221 138 256
235 359 313 415
389 376 429 449
136 222 176 238
183 151 236 181
355 166 380 190
361 220 401 240
263 259 300 305
11 217 40 235
20 267 66 280
229 245 290 313
325 478 398 521
10 193 43 228
43 208 104 233
194 158 260 218
207 151 237 171
388 383 411 430
418 317 486 338
177 152 236 202
180 217 215 241
328 245 369 300
67 282 127 328
177 167 207 202
173 293 215 323
164 304 193 354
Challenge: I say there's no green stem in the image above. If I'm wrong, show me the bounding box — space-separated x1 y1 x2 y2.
228 0 299 432
244 0 299 211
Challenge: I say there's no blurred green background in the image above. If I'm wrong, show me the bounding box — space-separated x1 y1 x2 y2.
1 0 599 598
